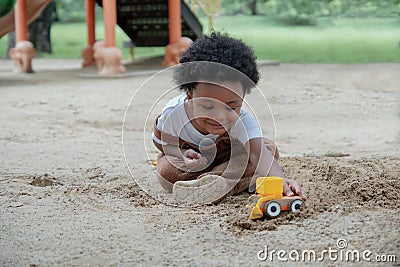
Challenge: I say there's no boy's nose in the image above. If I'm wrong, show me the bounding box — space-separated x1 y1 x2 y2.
212 110 228 124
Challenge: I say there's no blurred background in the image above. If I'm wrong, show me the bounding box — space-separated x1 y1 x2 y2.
0 0 399 63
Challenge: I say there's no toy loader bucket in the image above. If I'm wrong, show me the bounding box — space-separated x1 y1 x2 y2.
249 205 263 220
256 176 283 195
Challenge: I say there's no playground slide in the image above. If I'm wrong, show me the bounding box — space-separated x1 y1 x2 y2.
0 0 52 38
0 0 15 17
1 0 202 44
95 0 203 47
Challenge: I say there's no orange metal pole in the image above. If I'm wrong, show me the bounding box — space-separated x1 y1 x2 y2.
85 0 96 45
103 0 116 47
14 0 28 42
168 0 181 44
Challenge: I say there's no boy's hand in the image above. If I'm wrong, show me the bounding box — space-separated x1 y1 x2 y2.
283 178 307 201
183 149 208 171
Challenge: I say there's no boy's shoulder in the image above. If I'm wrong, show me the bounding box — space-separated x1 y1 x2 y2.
157 93 188 131
162 93 186 112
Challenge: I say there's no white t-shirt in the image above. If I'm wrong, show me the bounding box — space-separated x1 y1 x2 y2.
153 93 262 147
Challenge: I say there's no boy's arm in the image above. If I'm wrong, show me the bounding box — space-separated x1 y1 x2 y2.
161 144 208 171
161 144 186 159
247 138 307 200
153 126 208 171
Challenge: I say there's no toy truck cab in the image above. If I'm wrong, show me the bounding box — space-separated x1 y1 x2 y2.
249 177 304 220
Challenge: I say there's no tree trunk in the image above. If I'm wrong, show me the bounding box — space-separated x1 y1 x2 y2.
250 0 257 15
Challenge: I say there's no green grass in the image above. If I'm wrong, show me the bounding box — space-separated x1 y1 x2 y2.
0 20 165 60
1 15 399 63
206 15 400 63
50 22 166 59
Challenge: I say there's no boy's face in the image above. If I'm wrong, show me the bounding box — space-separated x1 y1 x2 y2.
187 81 244 135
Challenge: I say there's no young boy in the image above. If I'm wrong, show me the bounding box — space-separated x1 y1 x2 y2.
153 32 307 204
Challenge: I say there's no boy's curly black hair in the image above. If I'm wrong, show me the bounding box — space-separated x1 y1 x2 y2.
173 31 259 94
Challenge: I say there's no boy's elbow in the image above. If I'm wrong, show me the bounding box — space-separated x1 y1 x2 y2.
153 140 164 153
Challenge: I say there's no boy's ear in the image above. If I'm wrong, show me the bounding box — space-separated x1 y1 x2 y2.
186 89 192 100
186 90 194 106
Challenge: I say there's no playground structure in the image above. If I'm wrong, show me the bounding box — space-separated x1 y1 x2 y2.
0 0 52 73
0 0 218 75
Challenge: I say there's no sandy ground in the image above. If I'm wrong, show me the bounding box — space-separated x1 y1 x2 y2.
0 58 399 266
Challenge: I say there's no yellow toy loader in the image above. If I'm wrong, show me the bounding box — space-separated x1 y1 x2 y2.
249 176 304 220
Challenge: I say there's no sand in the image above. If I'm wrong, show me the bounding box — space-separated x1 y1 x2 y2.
0 58 399 266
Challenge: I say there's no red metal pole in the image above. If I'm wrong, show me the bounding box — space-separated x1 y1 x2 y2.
85 0 96 45
14 0 28 42
103 0 117 47
168 0 181 44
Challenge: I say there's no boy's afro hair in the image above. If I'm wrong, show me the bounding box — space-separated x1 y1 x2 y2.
174 32 260 94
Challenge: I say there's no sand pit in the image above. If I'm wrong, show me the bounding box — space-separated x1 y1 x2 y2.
0 59 399 266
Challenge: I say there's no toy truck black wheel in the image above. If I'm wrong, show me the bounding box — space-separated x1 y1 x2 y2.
290 199 304 212
264 201 281 218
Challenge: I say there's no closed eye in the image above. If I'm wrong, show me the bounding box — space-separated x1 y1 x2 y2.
226 106 240 111
201 105 214 110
